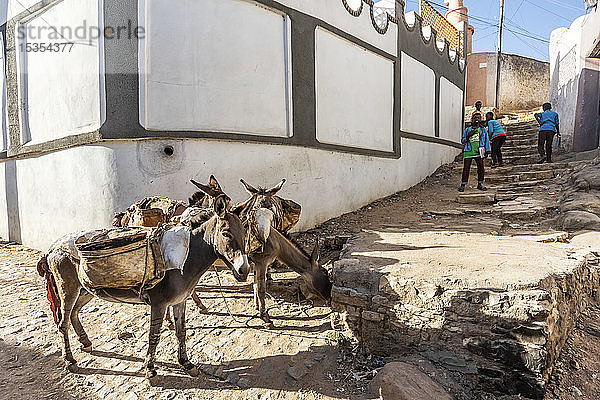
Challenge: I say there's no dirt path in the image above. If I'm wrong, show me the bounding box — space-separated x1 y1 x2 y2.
1 154 597 399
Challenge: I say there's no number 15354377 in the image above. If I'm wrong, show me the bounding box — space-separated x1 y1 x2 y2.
19 42 74 53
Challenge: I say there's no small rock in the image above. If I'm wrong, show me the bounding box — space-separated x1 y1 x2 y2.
287 365 309 380
226 373 240 385
313 353 326 362
368 362 452 399
237 377 251 388
117 330 134 340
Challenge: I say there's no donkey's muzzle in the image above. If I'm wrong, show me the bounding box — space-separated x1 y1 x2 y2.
232 254 250 282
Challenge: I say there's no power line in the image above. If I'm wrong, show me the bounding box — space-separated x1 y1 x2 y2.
507 28 548 59
523 0 573 22
542 0 584 13
504 16 550 43
504 25 550 43
510 0 527 19
473 28 499 42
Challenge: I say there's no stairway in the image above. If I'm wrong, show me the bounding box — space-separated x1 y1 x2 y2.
454 118 580 220
501 119 541 165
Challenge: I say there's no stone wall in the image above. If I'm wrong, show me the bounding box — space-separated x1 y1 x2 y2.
466 52 550 112
330 232 600 398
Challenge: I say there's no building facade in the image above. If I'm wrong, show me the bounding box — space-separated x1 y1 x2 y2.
1 0 465 250
549 4 600 152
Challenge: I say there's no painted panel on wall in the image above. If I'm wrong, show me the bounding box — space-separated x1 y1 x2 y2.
315 27 394 152
141 0 292 137
400 52 435 136
439 77 463 142
21 0 103 145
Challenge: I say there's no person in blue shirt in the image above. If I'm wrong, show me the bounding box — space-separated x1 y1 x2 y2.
459 113 491 192
485 112 507 168
534 103 560 163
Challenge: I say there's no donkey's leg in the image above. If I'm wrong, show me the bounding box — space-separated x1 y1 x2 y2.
70 289 94 352
59 290 79 370
253 266 260 311
191 291 208 313
172 301 199 377
164 307 175 331
255 262 273 328
144 303 167 380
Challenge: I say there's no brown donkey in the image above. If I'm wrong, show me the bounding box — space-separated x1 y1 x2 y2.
190 177 332 328
37 196 250 380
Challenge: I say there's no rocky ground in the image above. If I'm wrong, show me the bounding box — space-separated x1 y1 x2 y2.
2 130 600 399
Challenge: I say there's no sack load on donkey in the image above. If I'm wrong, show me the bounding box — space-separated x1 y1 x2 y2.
75 225 189 295
112 197 188 228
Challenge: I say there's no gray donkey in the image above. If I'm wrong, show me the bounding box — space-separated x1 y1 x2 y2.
37 196 250 380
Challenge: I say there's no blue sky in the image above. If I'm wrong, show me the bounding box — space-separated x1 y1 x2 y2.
400 0 589 61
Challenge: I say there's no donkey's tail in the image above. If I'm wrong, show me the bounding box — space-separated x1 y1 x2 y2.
37 255 62 327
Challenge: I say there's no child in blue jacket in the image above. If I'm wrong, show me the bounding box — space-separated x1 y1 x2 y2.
485 112 507 168
459 113 491 192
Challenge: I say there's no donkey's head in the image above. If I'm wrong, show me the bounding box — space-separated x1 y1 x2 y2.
189 175 230 208
208 195 250 282
239 178 286 209
305 239 333 300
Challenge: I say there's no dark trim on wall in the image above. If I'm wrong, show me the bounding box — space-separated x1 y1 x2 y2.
2 0 465 161
399 131 464 149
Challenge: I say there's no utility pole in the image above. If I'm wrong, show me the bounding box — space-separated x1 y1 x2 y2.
495 0 505 109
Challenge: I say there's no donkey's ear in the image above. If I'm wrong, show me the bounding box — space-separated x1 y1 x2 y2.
266 179 286 196
310 238 320 265
240 179 259 195
191 179 220 197
214 196 228 218
209 175 222 191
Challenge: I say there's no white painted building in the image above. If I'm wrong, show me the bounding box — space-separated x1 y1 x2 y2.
549 4 600 152
0 0 466 250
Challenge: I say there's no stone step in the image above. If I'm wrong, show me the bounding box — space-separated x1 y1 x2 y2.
501 145 538 153
506 127 538 135
502 148 539 157
486 174 521 184
504 155 539 165
505 138 538 146
499 207 545 219
457 192 497 204
496 163 569 174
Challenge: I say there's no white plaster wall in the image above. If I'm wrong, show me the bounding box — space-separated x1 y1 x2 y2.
20 0 103 145
7 138 458 250
580 6 600 57
1 34 7 151
549 17 585 151
275 0 397 56
439 77 463 142
0 163 8 240
140 0 291 137
13 145 120 249
401 52 435 136
315 28 394 152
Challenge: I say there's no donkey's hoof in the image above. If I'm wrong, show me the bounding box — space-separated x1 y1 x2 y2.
80 344 93 353
65 361 78 372
185 366 199 377
263 321 275 330
145 369 158 381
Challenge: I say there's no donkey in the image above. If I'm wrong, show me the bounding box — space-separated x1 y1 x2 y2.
37 196 250 379
190 177 332 328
